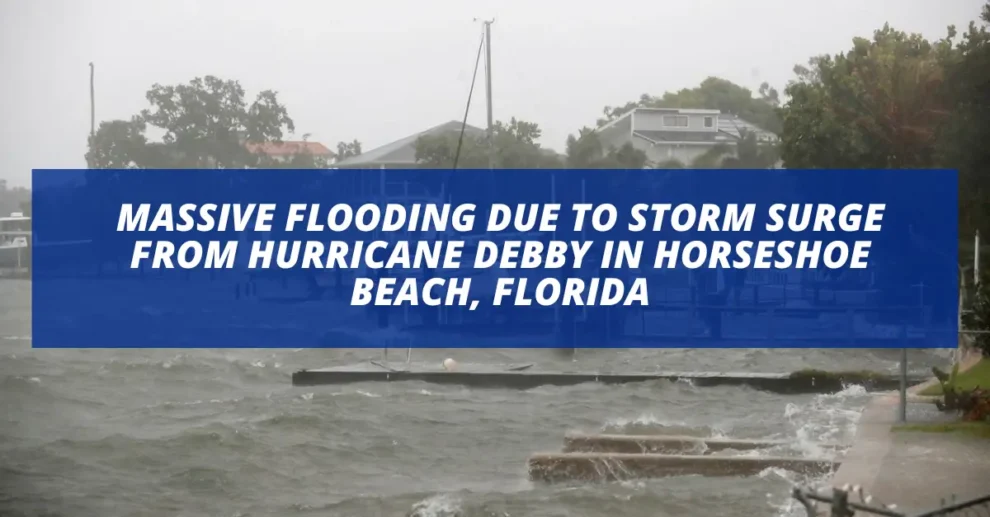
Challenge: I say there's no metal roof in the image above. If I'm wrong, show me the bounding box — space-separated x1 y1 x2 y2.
334 120 486 168
716 115 778 141
634 130 721 143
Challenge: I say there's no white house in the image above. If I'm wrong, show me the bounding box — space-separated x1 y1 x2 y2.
595 107 778 167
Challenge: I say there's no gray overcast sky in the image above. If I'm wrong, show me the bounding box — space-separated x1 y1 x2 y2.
0 0 984 187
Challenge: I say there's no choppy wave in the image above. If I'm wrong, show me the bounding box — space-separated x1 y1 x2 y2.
1 279 951 517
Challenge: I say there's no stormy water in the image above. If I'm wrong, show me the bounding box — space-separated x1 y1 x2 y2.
0 279 951 517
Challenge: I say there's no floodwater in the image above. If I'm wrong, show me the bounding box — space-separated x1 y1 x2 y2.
0 279 951 517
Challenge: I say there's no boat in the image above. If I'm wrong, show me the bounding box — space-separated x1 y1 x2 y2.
0 212 30 269
0 212 94 274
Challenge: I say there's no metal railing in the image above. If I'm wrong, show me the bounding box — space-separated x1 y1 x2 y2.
794 486 990 517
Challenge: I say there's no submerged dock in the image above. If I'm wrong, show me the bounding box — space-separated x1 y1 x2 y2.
291 361 923 394
528 452 839 482
528 433 845 483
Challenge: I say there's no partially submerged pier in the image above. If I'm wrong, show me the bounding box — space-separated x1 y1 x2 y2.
529 451 839 482
528 433 845 483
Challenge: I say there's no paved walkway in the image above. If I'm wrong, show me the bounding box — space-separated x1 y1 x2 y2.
829 353 990 514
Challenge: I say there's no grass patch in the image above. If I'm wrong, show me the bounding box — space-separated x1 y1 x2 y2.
788 369 889 382
893 421 990 439
920 358 990 396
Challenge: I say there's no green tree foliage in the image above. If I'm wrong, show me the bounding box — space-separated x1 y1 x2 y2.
722 131 780 168
939 4 990 237
414 118 562 169
598 77 782 134
564 127 648 169
687 131 779 169
138 76 295 168
0 180 30 217
336 140 363 162
963 271 990 357
779 25 953 170
778 2 990 236
86 117 153 169
86 75 360 170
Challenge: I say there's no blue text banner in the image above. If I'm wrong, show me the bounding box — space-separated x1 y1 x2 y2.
30 168 958 348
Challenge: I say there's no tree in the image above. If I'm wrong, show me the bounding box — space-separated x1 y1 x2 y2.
0 180 30 217
336 140 363 162
778 2 990 236
598 77 782 134
86 117 153 169
564 127 647 169
85 76 364 171
85 76 317 170
414 118 562 169
720 130 780 168
938 3 990 238
139 76 295 168
779 25 953 170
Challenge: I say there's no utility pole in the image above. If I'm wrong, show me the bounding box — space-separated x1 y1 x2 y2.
482 19 495 170
89 62 96 138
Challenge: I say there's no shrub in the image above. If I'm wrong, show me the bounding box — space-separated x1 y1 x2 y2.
933 364 962 411
962 273 990 357
961 388 990 422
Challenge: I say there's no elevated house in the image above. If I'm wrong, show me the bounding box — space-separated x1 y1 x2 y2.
595 107 778 167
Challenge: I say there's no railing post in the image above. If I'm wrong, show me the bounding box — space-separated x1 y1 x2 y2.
832 488 851 517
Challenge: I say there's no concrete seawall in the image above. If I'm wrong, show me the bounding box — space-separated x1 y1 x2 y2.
562 433 845 455
826 352 987 513
292 362 923 394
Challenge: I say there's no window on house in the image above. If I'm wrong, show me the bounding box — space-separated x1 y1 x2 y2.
663 115 689 127
704 116 714 128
